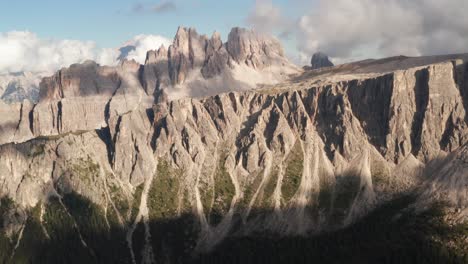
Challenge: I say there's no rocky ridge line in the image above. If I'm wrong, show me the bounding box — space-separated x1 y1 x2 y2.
0 28 467 261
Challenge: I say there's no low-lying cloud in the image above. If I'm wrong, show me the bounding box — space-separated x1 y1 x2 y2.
0 31 171 74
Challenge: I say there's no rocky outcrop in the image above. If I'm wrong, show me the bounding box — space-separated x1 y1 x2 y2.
144 26 299 99
226 27 286 70
0 26 299 146
310 52 334 69
0 27 467 263
0 53 467 206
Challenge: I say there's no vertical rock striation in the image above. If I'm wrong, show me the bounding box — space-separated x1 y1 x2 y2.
0 27 467 262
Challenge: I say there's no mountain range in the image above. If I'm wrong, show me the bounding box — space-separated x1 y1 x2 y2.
0 27 467 264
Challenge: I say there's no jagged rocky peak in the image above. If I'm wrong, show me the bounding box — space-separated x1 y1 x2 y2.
311 52 334 69
142 26 300 99
1 51 468 262
145 44 168 64
226 27 286 69
166 27 208 84
35 26 299 103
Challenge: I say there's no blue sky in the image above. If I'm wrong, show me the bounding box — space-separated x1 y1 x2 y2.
1 0 467 74
0 0 295 47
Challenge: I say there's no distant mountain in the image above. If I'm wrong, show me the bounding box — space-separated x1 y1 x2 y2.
0 72 44 103
310 52 334 69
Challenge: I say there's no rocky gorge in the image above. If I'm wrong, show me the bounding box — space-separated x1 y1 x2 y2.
0 27 467 263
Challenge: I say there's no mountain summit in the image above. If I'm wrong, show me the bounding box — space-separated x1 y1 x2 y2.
0 27 467 263
142 26 299 100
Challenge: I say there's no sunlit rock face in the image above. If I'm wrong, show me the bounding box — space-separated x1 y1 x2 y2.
0 26 467 263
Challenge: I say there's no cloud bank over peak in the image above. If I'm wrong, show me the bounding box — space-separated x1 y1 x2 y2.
298 0 468 61
0 31 171 74
247 0 468 64
121 34 172 64
246 0 288 35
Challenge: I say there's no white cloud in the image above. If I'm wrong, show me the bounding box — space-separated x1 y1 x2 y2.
298 0 468 61
123 34 172 64
0 31 172 74
246 0 286 34
247 0 468 64
0 31 98 74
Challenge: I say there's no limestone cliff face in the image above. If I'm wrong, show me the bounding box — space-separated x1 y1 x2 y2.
144 26 298 99
0 28 467 262
0 27 297 145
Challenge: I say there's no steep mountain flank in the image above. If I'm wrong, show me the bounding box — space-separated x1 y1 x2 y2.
0 27 467 263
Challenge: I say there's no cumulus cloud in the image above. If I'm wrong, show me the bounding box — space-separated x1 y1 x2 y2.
0 31 172 74
122 34 172 63
246 0 287 34
0 31 102 74
247 0 468 64
299 0 468 62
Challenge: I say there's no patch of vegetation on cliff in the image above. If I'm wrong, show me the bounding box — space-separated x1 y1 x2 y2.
10 204 48 263
329 174 360 226
238 169 264 210
5 194 130 263
370 159 391 185
0 229 13 263
210 154 235 226
281 142 304 204
62 193 130 263
107 180 130 224
196 196 468 264
28 143 46 158
199 176 214 216
258 166 280 209
148 160 181 220
129 183 144 223
0 197 15 262
0 197 13 229
147 161 199 263
71 157 100 184
41 196 94 263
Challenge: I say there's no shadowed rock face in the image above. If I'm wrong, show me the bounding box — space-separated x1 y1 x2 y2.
311 52 334 70
0 27 467 263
